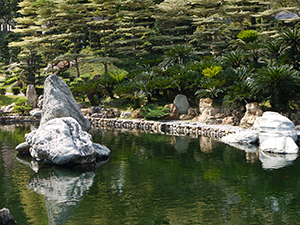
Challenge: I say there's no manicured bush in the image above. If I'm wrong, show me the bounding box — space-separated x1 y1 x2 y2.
0 87 6 95
11 87 20 95
13 98 32 115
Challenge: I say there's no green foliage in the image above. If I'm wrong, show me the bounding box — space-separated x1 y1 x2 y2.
3 75 19 85
35 86 44 96
251 65 300 112
13 98 32 115
237 30 260 43
108 70 128 84
11 87 20 95
0 88 7 95
21 86 27 94
202 66 222 78
140 104 170 120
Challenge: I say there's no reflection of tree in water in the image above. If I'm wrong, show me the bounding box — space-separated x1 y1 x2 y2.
27 169 95 225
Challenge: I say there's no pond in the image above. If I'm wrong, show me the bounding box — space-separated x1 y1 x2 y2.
1 123 300 224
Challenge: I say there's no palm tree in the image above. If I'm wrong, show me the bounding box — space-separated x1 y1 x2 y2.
278 28 300 69
251 65 300 112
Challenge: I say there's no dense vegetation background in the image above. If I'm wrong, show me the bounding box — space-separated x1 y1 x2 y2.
1 0 300 114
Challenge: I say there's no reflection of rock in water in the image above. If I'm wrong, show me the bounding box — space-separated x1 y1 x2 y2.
200 136 213 154
174 136 189 153
259 150 298 170
245 151 259 164
27 169 95 225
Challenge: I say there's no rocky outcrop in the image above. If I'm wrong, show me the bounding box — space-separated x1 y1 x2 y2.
26 84 37 108
173 94 190 114
163 103 179 120
199 98 213 114
25 117 110 165
0 103 15 114
131 109 143 119
221 130 258 144
41 74 90 132
239 102 263 129
0 208 17 225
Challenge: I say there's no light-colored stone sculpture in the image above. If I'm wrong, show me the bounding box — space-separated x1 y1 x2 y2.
199 98 213 114
26 84 37 108
25 117 110 165
164 103 179 120
239 102 263 129
41 74 90 131
173 94 190 114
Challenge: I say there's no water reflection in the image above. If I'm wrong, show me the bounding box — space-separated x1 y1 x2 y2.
259 150 298 169
27 169 95 225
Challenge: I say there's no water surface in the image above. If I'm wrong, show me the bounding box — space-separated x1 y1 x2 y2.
1 124 300 224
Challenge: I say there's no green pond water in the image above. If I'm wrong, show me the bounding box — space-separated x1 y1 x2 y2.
1 123 300 225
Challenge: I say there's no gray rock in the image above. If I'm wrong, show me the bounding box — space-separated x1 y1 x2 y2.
26 84 37 108
258 111 298 144
15 141 31 153
41 74 90 131
0 208 17 225
29 108 42 117
120 111 132 119
25 117 110 165
173 94 190 114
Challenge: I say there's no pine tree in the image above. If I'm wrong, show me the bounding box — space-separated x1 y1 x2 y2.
53 0 89 77
151 0 194 53
85 0 118 74
115 0 154 63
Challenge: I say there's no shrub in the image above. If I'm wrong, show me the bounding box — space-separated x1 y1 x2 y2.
140 104 170 120
11 87 20 95
237 30 259 43
0 87 6 95
4 76 19 85
21 86 27 94
13 98 32 115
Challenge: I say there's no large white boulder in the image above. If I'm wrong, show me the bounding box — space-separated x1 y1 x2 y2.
41 74 90 131
173 94 190 114
258 111 298 144
25 117 110 165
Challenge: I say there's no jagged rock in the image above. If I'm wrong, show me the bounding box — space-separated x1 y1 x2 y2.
26 84 37 108
25 117 110 165
0 208 17 225
55 60 69 69
239 102 263 129
120 111 132 119
222 116 234 125
37 95 43 109
81 109 90 116
0 103 15 113
131 109 143 119
260 136 299 154
89 106 103 115
90 108 121 118
173 94 190 114
194 107 219 123
199 98 213 114
29 108 42 117
187 107 199 117
163 103 179 120
179 114 194 120
41 74 90 131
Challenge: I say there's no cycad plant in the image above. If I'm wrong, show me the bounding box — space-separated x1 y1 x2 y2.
251 65 300 112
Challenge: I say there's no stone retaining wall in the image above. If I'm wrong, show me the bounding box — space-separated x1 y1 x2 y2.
88 117 246 138
0 115 40 123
